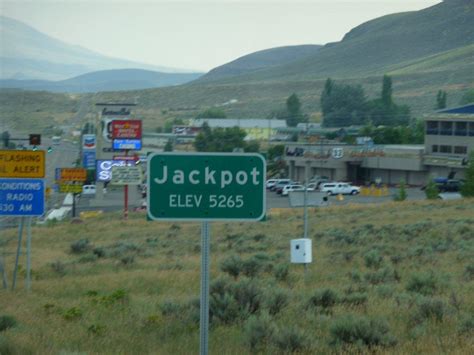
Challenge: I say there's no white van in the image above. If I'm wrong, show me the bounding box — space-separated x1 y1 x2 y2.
320 182 360 195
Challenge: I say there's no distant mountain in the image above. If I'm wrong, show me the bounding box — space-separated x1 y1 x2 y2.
0 16 199 81
0 69 203 93
196 45 322 83
124 0 472 117
214 0 474 83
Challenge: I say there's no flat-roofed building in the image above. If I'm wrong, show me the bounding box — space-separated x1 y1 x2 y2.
284 104 474 185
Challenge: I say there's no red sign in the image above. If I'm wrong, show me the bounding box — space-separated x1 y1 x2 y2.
113 155 138 161
112 120 142 139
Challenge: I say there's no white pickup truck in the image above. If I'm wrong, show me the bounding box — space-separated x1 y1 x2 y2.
319 182 360 195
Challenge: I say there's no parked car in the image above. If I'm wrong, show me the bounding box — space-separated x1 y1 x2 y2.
274 180 295 194
271 179 292 192
265 179 280 189
309 176 330 188
320 182 360 195
435 179 464 192
281 184 305 196
81 184 96 195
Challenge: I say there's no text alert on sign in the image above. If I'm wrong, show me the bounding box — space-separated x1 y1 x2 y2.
147 153 266 221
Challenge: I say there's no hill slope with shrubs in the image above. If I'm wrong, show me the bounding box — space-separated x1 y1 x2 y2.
1 199 474 353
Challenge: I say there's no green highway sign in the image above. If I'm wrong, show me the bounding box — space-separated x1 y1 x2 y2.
147 153 266 221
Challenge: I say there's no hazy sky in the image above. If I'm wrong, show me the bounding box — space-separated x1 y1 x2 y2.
2 0 441 72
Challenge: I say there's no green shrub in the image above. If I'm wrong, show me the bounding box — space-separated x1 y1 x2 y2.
330 314 397 347
62 307 82 321
70 239 90 254
364 267 397 285
209 277 262 324
253 233 266 242
265 289 289 315
220 254 243 279
308 288 339 311
0 315 17 332
393 180 407 201
406 272 439 296
87 323 106 336
50 260 66 276
458 314 474 334
464 264 474 281
364 249 384 269
241 256 265 278
120 255 135 265
375 285 396 299
245 313 275 351
93 247 107 258
273 263 290 282
210 292 240 325
231 278 262 315
109 241 142 257
412 297 446 323
424 178 440 199
78 253 98 263
340 293 368 306
272 327 308 353
160 301 183 317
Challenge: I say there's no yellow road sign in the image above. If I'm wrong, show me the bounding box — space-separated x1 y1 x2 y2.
59 183 83 193
0 150 45 178
59 168 87 182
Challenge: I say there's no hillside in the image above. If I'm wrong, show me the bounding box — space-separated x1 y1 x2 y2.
216 0 474 83
197 45 322 83
0 69 203 93
0 16 197 80
92 0 474 119
1 199 473 353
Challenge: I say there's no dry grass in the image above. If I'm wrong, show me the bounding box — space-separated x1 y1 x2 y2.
1 199 473 354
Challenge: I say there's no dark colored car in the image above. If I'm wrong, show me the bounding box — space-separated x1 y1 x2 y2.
436 179 463 192
274 180 294 194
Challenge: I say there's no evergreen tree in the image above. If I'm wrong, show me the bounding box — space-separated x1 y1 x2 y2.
393 180 407 201
382 75 393 106
1 131 10 148
164 139 173 152
321 81 368 127
285 93 305 127
461 152 474 197
436 90 447 109
424 177 440 199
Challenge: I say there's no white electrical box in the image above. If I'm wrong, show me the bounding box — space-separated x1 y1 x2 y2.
290 238 312 264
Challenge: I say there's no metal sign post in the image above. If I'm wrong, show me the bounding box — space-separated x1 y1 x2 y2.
147 153 266 355
200 221 210 355
26 217 32 292
12 217 25 290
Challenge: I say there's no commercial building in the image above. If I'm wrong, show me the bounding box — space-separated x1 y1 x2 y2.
190 118 287 141
284 104 474 185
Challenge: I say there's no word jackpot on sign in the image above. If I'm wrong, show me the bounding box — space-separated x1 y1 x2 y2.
147 153 266 221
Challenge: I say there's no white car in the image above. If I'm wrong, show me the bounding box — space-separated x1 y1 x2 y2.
320 182 360 195
281 184 305 196
266 179 279 189
81 185 97 195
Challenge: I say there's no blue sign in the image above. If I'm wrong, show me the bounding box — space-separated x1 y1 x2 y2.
113 139 142 150
83 151 96 169
0 178 45 216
